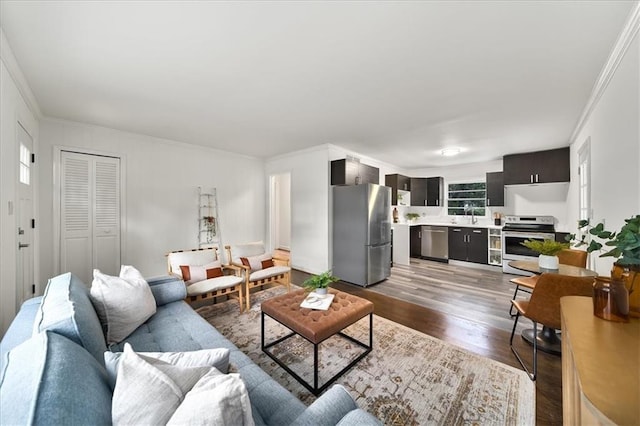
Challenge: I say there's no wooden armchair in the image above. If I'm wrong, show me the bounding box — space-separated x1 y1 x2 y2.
166 247 244 309
225 242 291 311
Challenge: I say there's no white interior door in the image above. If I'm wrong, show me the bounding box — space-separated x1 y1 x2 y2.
60 151 120 283
17 124 34 305
270 173 291 251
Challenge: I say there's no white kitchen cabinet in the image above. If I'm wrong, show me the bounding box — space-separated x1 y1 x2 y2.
488 228 502 265
391 224 410 266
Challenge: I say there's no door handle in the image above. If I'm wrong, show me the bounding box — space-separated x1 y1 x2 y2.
535 174 539 183
473 229 482 233
530 174 534 183
18 243 30 249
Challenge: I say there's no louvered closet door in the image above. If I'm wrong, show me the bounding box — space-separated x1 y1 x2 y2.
61 152 120 284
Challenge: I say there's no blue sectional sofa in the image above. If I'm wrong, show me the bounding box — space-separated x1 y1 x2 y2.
0 273 379 425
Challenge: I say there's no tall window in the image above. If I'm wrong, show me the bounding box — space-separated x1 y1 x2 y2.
19 143 30 185
578 139 591 222
448 182 486 216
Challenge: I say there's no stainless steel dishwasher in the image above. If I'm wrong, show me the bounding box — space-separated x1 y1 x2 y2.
421 225 449 262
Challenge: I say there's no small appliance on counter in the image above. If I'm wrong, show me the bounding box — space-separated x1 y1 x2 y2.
493 212 502 226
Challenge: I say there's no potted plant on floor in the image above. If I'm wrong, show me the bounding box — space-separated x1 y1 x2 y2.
568 215 640 317
303 270 339 295
521 239 569 269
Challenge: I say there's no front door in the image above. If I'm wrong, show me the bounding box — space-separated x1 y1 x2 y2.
17 123 35 306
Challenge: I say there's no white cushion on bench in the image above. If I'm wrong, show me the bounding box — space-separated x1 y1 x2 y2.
249 266 290 282
186 275 244 296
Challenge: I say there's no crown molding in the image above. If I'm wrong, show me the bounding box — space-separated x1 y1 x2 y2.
0 28 42 118
569 2 640 143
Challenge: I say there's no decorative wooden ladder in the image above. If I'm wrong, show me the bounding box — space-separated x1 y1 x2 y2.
197 187 222 250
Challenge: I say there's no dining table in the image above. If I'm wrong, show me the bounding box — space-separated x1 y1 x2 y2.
508 260 598 355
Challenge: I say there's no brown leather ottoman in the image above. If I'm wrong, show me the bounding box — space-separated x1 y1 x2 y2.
261 288 373 395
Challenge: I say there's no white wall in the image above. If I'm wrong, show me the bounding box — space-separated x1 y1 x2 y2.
38 118 266 281
0 37 40 336
265 145 330 274
273 173 291 250
568 32 640 275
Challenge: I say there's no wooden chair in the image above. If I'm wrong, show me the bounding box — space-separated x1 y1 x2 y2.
166 247 244 309
225 241 291 311
509 273 594 380
509 249 588 316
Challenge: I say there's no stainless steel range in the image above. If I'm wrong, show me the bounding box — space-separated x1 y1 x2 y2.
502 215 556 275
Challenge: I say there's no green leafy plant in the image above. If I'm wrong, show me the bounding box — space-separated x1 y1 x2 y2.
568 215 640 266
521 239 569 256
303 270 339 291
405 213 420 221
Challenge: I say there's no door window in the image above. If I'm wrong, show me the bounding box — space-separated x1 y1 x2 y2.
19 143 30 185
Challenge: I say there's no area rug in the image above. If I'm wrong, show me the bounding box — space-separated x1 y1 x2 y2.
196 287 535 425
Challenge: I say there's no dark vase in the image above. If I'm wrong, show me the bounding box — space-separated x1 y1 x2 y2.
593 276 629 323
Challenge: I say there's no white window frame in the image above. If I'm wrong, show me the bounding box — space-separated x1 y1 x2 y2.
447 181 487 217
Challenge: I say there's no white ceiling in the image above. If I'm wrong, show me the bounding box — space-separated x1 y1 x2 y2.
0 1 635 168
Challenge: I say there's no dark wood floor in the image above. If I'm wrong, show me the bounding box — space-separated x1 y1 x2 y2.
292 266 563 426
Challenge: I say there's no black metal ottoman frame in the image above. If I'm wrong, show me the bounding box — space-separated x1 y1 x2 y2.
261 311 373 396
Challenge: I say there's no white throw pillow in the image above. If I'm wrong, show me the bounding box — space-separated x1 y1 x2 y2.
112 344 213 425
112 344 254 426
103 347 231 389
240 253 274 272
168 371 255 426
90 266 157 344
180 260 223 285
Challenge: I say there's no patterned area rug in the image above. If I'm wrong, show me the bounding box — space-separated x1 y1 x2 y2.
196 286 535 425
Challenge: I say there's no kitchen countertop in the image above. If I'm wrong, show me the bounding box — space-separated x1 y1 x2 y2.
392 222 503 230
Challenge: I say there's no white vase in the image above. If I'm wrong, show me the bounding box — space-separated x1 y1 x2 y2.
314 287 328 295
539 254 559 270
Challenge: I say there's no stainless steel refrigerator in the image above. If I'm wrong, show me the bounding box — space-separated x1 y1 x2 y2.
332 183 391 287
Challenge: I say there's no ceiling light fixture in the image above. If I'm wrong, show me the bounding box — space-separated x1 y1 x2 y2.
441 148 461 157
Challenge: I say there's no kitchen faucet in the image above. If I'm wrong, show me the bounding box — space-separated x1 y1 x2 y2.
464 204 478 224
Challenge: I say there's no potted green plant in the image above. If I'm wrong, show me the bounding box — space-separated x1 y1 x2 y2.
405 213 420 223
569 215 640 265
568 215 640 316
303 270 339 295
521 239 569 269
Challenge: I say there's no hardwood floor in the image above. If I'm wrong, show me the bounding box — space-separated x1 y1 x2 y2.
291 262 563 426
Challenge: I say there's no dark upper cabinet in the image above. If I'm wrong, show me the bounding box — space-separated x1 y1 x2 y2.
426 177 444 207
330 159 379 185
410 178 427 206
448 227 488 264
385 174 411 205
410 176 443 206
503 147 570 185
486 172 504 207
